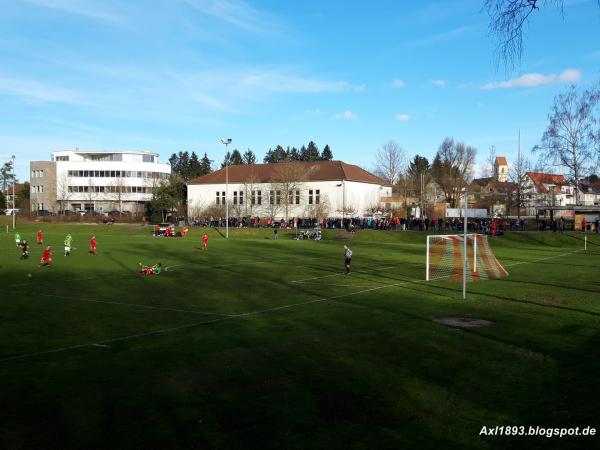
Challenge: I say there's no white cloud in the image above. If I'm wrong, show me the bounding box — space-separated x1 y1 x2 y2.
0 75 96 106
391 79 406 88
182 0 283 34
396 114 410 122
333 110 358 121
25 0 122 24
482 69 581 89
430 79 446 87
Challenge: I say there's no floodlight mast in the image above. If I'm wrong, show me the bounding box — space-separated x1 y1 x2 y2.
12 155 16 230
221 139 232 238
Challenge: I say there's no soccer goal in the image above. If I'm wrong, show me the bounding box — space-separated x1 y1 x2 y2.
426 233 508 289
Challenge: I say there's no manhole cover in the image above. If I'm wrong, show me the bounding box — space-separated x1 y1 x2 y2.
433 317 496 328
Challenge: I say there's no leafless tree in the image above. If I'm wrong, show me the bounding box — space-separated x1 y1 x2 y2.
110 176 128 213
533 84 600 205
484 145 497 178
484 0 600 71
373 140 406 186
509 142 532 217
56 172 71 213
270 162 316 220
306 193 330 223
242 167 261 217
431 138 477 207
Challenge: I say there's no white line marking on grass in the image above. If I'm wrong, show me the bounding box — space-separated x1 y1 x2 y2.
291 273 344 283
0 247 584 364
291 266 395 283
503 249 582 267
13 292 231 317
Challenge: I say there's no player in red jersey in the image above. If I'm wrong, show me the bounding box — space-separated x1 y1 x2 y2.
202 234 209 251
37 230 43 245
39 246 52 267
88 236 97 255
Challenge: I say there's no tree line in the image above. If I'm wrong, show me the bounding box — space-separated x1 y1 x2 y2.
373 83 600 213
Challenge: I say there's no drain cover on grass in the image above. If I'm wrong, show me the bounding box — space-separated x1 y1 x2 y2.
433 317 496 328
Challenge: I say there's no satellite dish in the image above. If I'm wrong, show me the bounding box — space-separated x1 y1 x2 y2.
220 138 232 145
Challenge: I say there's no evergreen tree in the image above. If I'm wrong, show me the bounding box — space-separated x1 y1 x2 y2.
274 145 288 162
302 141 320 161
221 149 243 168
242 149 257 164
263 148 274 163
289 147 301 161
189 152 202 179
179 151 191 180
299 145 307 161
321 145 333 160
168 153 179 175
199 153 213 175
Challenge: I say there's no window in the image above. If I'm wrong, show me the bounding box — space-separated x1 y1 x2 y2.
251 190 256 205
143 154 154 163
256 190 262 205
233 191 238 205
216 191 221 205
288 191 293 205
269 190 274 205
315 189 320 204
55 155 69 161
222 191 225 204
276 190 281 205
239 190 243 205
308 189 313 205
295 190 300 205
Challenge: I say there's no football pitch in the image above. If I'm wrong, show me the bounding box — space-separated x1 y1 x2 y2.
1 219 599 449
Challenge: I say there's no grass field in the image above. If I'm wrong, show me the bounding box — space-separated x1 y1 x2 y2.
1 217 599 449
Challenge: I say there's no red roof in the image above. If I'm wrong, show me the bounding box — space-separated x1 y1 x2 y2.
495 156 508 166
526 172 569 193
188 160 390 186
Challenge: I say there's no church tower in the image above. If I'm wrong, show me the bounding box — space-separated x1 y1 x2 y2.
494 156 508 182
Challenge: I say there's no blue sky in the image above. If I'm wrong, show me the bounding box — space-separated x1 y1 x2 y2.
1 0 599 181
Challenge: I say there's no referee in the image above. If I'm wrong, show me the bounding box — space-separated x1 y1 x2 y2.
343 245 352 274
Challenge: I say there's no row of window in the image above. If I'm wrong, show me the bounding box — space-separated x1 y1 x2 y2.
67 170 169 179
67 185 153 194
31 185 44 193
216 190 320 206
31 170 45 178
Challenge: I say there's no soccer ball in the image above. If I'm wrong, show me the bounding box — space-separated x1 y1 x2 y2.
27 273 32 279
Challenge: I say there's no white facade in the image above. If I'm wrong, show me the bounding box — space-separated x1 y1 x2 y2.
30 150 171 214
188 179 392 219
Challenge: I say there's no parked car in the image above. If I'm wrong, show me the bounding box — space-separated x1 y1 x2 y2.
4 208 21 215
35 209 52 216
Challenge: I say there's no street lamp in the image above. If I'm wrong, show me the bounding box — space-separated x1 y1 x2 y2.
220 138 232 238
11 155 16 230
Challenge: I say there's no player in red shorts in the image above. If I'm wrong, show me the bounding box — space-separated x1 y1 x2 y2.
88 235 97 255
39 246 52 267
37 229 43 245
202 234 209 251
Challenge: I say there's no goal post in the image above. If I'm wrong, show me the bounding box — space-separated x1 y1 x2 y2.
426 233 509 295
426 234 479 281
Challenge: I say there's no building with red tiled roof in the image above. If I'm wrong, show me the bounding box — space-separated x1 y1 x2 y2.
494 156 508 182
187 160 393 219
523 171 575 215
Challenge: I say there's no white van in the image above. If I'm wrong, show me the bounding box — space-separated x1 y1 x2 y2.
4 208 20 215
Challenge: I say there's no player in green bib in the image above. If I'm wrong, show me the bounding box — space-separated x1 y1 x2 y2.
138 262 162 276
64 234 73 256
15 232 21 247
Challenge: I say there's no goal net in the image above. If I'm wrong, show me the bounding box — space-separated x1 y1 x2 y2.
426 234 508 282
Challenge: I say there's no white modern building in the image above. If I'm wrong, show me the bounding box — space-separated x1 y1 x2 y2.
30 150 171 214
187 160 392 219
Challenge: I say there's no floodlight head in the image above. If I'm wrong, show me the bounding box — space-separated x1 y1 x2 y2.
220 138 232 145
